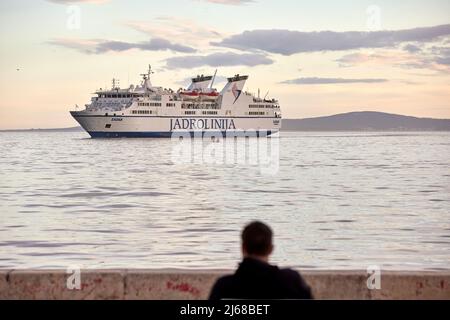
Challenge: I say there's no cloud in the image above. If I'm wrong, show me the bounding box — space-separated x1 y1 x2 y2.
48 37 196 54
280 77 388 85
403 44 422 53
213 24 450 55
336 46 450 72
195 0 254 5
125 17 223 47
403 45 450 70
335 51 403 67
165 52 273 69
430 46 450 66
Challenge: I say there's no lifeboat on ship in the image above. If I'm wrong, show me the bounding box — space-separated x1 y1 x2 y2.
199 90 219 100
200 91 219 99
180 90 200 100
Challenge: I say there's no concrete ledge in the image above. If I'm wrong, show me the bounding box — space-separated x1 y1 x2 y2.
0 270 449 300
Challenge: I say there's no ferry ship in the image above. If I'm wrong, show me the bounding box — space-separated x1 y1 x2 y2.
70 66 282 138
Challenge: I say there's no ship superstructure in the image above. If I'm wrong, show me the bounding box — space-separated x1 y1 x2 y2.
70 65 282 138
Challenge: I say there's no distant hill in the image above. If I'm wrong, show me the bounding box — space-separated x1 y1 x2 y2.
282 112 450 131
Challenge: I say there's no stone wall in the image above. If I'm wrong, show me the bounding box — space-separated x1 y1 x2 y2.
0 270 449 300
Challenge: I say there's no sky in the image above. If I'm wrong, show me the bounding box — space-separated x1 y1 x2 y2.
0 0 449 129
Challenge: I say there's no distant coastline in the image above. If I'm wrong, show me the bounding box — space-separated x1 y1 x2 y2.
0 126 84 132
1 111 450 132
282 112 450 131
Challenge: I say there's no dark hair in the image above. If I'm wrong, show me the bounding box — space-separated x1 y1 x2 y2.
241 221 273 256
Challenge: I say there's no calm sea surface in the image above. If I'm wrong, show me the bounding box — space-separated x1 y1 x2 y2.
0 131 449 270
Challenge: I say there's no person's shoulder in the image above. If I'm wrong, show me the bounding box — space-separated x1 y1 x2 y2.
208 274 236 300
279 267 303 280
215 274 235 286
278 268 314 299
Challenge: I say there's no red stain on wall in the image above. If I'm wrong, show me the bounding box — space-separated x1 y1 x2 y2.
166 281 200 297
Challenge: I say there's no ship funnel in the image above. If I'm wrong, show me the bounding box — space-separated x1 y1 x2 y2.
220 74 248 105
187 75 213 91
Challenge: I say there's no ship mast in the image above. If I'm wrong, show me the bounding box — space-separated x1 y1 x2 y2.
140 64 154 90
111 78 120 90
210 69 217 89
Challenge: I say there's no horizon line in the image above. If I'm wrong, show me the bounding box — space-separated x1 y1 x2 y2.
1 111 450 131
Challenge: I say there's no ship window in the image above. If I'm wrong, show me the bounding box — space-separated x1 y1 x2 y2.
249 111 265 116
132 110 152 115
202 111 218 115
105 124 111 128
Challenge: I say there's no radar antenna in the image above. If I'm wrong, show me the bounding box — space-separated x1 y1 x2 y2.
141 64 154 81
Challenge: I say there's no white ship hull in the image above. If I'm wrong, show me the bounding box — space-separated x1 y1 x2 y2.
71 112 281 138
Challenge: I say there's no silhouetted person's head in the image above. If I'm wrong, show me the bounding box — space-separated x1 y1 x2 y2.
241 221 273 262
